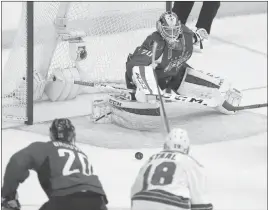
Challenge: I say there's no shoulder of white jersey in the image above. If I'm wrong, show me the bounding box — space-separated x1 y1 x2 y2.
188 155 204 168
164 150 204 169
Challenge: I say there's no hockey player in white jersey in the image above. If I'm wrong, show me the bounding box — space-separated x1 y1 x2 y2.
131 128 213 210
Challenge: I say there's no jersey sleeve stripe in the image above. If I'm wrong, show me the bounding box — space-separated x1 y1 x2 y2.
132 190 191 209
191 203 213 210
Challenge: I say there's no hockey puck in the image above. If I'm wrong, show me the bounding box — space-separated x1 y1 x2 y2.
135 152 143 160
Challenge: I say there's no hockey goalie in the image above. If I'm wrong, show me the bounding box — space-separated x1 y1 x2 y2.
93 11 242 130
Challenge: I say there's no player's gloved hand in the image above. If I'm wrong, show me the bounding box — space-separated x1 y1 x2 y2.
1 193 21 210
193 28 209 50
216 87 242 115
195 28 209 42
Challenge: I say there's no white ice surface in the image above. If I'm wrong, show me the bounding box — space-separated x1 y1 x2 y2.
1 127 267 210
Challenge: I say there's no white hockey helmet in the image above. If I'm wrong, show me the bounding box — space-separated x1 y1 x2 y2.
163 128 190 154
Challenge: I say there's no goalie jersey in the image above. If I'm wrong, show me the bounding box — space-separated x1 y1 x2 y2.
131 151 213 210
125 25 194 90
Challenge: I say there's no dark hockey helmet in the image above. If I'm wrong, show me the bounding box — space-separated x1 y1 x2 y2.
50 118 76 144
156 11 182 45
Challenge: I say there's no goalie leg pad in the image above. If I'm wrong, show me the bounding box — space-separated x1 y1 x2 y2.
132 66 159 95
91 97 112 123
177 67 225 100
132 66 160 103
108 95 161 130
177 67 243 114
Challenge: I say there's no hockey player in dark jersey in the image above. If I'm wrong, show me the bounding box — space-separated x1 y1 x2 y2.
1 118 108 210
123 11 241 115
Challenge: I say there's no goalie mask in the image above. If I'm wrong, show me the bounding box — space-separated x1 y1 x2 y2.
50 118 76 144
156 11 182 48
163 128 190 154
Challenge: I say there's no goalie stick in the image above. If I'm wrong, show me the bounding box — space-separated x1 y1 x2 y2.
152 42 170 133
51 77 267 112
51 75 128 92
222 101 267 111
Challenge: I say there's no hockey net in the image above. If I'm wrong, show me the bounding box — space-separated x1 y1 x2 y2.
2 2 167 123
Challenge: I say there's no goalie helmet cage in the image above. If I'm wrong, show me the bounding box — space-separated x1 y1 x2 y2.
2 2 171 125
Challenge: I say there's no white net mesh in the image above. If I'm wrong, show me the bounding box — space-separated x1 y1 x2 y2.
2 3 28 121
2 2 166 121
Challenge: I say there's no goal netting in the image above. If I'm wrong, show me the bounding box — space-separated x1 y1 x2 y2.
2 2 168 123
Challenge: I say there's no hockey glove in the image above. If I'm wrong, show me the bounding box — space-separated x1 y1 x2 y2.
1 194 21 210
193 28 209 50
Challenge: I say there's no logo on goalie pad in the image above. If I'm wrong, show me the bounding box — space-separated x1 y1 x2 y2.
174 95 207 105
135 72 149 90
109 99 122 107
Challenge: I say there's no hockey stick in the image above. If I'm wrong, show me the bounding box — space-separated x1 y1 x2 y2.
52 77 267 112
166 94 268 111
94 101 267 122
73 80 129 92
223 101 267 111
152 42 170 133
51 75 130 92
